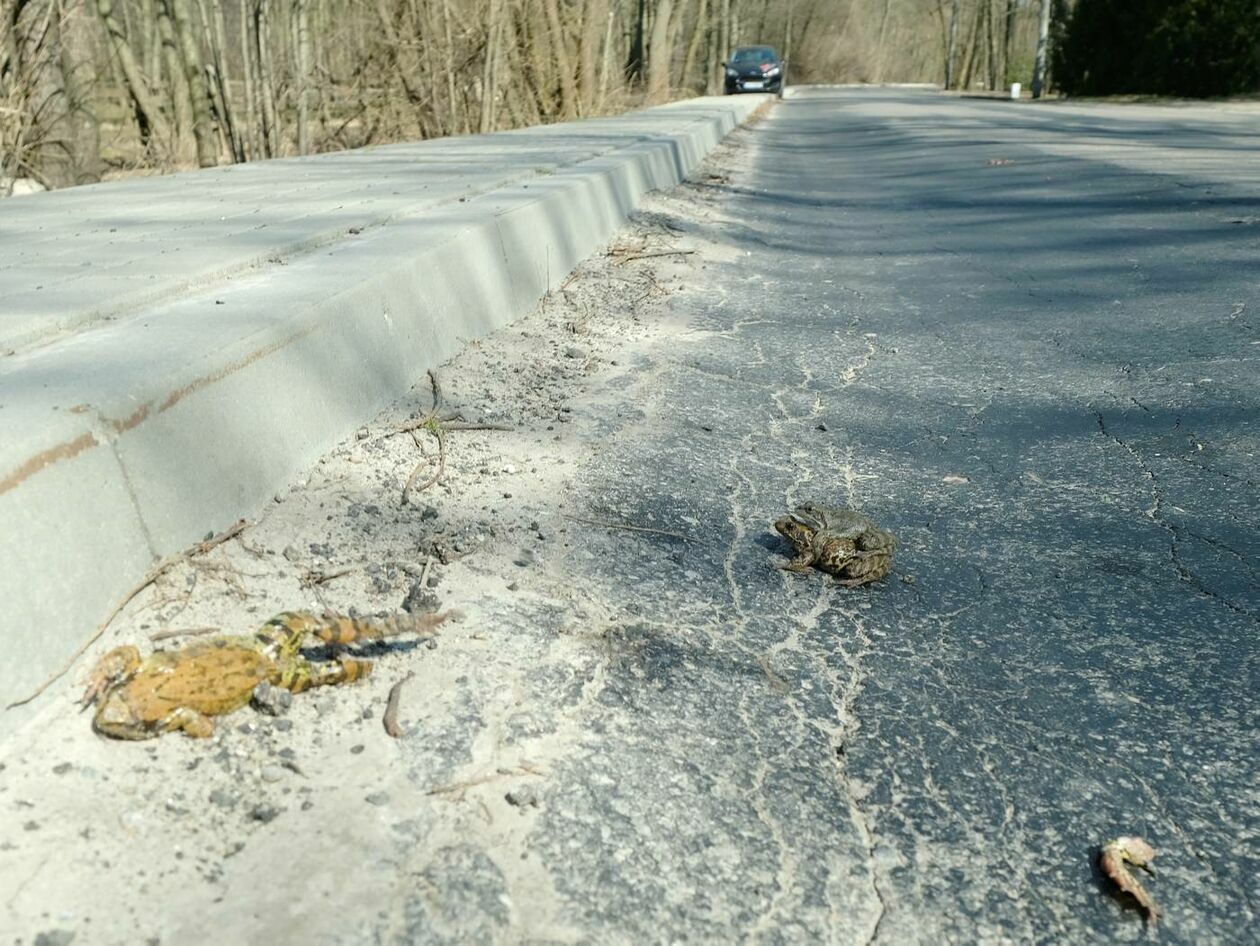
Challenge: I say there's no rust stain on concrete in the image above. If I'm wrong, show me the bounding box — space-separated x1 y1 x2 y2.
0 432 99 496
157 326 316 415
110 403 150 434
2 324 317 496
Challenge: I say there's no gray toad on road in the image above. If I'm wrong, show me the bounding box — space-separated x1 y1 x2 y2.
774 502 897 586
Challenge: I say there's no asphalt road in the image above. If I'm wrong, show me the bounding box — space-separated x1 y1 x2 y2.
524 89 1259 942
4 88 1257 944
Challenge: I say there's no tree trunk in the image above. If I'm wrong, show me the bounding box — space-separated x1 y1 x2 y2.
202 0 243 161
237 0 256 158
645 0 673 103
627 0 645 83
253 0 279 156
680 0 707 93
373 0 424 108
11 0 58 186
53 0 102 185
597 1 613 111
1003 0 1017 86
95 0 169 152
576 0 606 115
479 0 499 132
874 0 892 82
944 0 960 89
986 0 1001 90
958 0 984 90
442 0 459 131
163 0 216 166
718 0 729 65
156 1 194 161
540 0 576 119
1031 0 1051 98
294 0 310 153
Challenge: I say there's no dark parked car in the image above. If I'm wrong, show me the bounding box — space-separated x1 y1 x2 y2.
723 46 785 95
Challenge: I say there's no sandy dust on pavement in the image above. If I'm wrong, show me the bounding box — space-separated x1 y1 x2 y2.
0 123 763 945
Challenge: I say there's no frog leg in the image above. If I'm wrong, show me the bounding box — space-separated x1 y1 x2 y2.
833 561 890 587
258 612 445 660
274 654 375 694
834 575 878 587
82 645 142 707
781 556 815 573
156 706 217 738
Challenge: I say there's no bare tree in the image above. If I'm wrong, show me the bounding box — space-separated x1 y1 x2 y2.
646 0 674 103
162 0 216 165
2 0 1054 191
1031 0 1050 97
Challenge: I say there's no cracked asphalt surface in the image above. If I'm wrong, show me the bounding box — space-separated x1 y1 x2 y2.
531 89 1260 942
3 88 1258 944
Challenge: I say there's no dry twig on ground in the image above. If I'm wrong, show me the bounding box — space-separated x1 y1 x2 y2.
394 369 510 504
615 249 695 263
382 672 416 738
563 514 688 541
300 566 357 587
148 626 222 643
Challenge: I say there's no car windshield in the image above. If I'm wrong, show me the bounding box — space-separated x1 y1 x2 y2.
732 48 777 66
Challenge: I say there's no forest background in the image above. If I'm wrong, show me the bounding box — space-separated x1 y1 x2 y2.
1 0 1258 193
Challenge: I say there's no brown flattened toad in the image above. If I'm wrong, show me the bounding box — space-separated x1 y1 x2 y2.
82 611 449 739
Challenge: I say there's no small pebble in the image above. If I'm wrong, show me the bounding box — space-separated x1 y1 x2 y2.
282 545 301 562
506 581 520 592
33 931 75 946
249 804 281 824
365 792 390 806
260 765 285 783
350 744 366 755
356 427 370 440
505 786 540 809
52 762 72 776
251 682 293 717
564 346 587 360
402 582 441 614
274 718 294 732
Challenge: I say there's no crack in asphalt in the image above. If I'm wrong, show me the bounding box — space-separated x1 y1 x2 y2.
1093 407 1259 624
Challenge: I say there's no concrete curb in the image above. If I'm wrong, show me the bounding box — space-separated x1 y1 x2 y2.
0 95 766 726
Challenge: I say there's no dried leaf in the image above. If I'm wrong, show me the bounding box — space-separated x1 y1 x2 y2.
1100 836 1161 924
